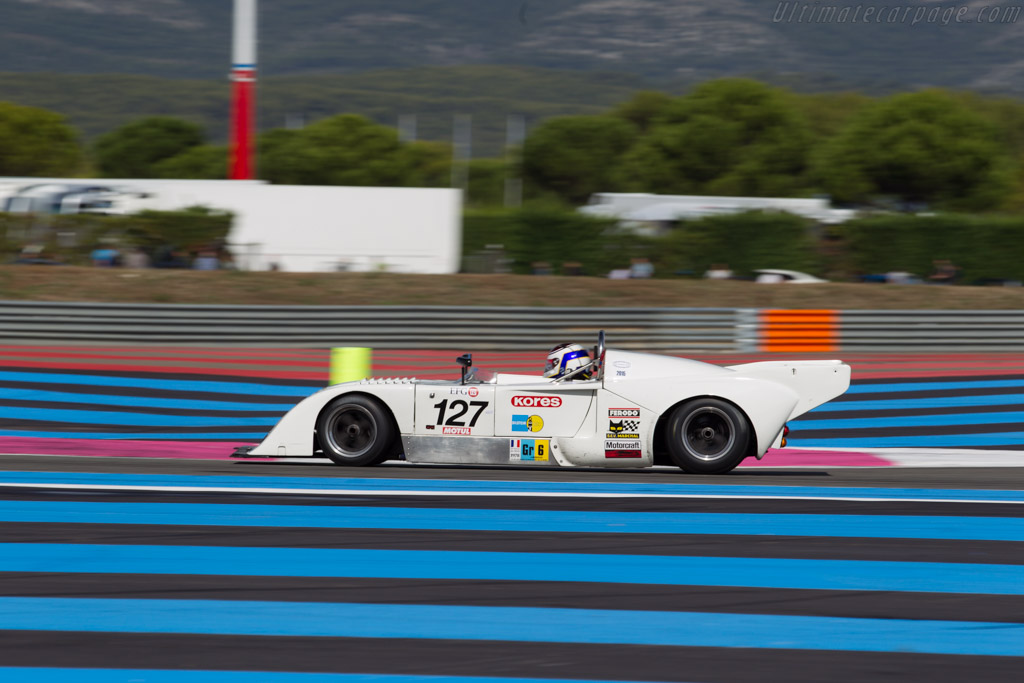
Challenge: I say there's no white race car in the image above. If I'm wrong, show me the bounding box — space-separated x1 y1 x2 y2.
236 332 850 474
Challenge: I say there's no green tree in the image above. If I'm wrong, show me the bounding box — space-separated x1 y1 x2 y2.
839 213 1024 283
260 114 406 186
93 116 204 178
617 79 814 197
522 115 637 204
789 91 873 141
815 90 1014 210
0 101 82 176
259 114 446 187
258 129 308 184
463 207 627 275
123 206 233 254
466 158 508 207
153 144 227 179
654 211 820 277
612 91 674 133
397 140 452 187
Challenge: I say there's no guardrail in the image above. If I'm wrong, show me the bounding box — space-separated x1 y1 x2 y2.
840 311 1024 351
0 301 748 352
4 301 1024 352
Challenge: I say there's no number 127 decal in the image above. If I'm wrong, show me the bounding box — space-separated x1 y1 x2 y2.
433 399 488 427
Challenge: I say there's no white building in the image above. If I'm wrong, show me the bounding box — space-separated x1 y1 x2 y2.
0 178 462 274
580 192 855 234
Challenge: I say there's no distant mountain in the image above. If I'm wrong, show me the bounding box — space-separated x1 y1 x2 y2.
3 0 1024 93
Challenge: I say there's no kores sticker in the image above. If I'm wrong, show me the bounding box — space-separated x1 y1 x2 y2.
511 396 562 408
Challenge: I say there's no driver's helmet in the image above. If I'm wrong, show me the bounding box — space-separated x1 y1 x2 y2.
544 342 592 380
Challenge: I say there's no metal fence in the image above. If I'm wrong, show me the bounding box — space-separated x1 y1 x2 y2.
4 301 1024 352
0 301 748 352
840 311 1024 351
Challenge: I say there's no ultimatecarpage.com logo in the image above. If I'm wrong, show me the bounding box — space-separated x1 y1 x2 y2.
772 3 1021 25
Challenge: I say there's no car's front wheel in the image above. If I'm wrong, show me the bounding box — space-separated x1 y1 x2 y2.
666 398 751 474
316 395 396 466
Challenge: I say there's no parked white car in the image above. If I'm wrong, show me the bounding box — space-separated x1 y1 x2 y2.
237 332 850 474
755 269 828 284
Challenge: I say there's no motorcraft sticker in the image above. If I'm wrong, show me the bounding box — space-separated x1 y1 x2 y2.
605 439 641 458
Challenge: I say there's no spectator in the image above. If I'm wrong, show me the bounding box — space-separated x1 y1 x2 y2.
928 259 959 285
630 257 654 279
123 248 150 269
886 271 916 284
90 246 120 267
192 250 220 271
153 246 190 268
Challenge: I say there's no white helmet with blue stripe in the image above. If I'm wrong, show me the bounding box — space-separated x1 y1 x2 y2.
543 342 593 380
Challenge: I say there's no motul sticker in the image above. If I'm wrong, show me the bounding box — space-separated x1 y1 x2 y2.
442 426 471 436
511 395 562 408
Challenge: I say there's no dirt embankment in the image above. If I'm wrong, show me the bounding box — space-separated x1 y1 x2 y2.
3 266 1024 309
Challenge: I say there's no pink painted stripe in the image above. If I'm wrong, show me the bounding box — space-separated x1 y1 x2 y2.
741 448 893 467
0 437 263 460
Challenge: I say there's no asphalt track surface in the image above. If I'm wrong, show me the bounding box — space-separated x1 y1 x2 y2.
1 455 1023 682
9 346 1024 448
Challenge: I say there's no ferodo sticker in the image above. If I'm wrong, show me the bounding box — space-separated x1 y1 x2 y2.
510 438 550 462
609 408 640 418
512 414 544 433
512 395 562 408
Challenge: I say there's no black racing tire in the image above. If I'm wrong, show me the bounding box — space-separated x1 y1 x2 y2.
665 398 751 474
316 395 396 466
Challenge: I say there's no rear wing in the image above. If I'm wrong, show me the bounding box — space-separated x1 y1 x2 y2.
726 360 851 420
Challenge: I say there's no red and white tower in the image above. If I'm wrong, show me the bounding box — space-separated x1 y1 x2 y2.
229 0 257 180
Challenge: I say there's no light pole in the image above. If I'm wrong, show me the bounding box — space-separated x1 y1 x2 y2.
229 0 257 180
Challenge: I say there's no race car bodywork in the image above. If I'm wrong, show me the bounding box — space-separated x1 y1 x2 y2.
239 333 851 474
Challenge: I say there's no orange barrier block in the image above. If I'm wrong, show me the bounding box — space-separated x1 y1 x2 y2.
759 309 838 353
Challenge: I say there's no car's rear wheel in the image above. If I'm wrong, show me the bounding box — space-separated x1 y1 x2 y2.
666 398 750 474
316 395 395 466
